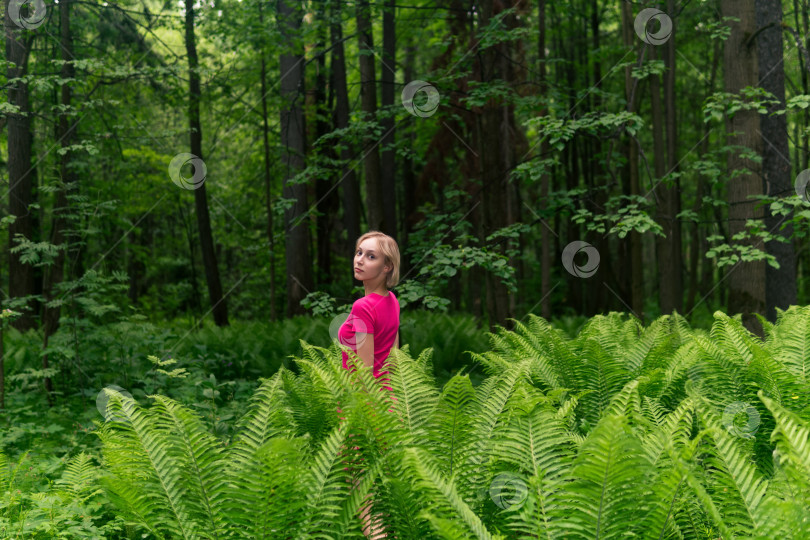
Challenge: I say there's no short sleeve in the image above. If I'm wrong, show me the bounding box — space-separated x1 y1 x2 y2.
352 299 376 334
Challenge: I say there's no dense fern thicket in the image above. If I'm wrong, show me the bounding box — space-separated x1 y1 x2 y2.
3 306 810 538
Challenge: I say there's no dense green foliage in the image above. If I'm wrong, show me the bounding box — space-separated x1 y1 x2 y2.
3 0 810 536
3 307 810 538
0 310 489 538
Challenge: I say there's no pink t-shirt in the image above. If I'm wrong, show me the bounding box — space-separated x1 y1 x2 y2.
338 291 400 390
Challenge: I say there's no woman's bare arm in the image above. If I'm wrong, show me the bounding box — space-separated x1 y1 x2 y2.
356 332 375 369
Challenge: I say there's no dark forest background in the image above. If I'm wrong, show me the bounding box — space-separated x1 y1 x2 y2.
1 0 809 396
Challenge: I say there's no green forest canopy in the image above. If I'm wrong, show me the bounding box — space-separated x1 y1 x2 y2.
1 0 809 337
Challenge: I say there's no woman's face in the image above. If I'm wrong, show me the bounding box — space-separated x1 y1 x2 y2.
354 238 389 283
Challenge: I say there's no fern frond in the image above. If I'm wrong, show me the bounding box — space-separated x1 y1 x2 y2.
296 421 356 537
428 374 476 479
577 339 629 424
692 333 747 402
54 453 97 502
149 395 228 538
98 392 205 539
466 351 511 378
403 447 498 540
762 305 810 401
386 347 441 437
669 445 734 539
710 311 762 366
621 320 664 374
457 359 532 500
760 392 810 478
558 413 653 539
696 398 779 535
229 370 295 461
604 378 642 419
0 451 8 496
489 404 577 538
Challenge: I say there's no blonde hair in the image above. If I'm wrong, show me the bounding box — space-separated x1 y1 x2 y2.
354 231 400 289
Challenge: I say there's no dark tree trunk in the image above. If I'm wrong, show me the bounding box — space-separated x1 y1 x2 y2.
620 1 644 321
331 0 361 257
756 0 797 321
650 46 670 314
5 0 36 331
279 0 313 317
185 0 229 326
258 2 277 321
586 0 608 317
722 0 765 336
311 1 336 288
477 0 515 331
400 43 416 279
42 0 79 405
650 6 684 316
794 0 809 173
663 0 683 314
538 0 551 320
356 0 384 231
380 0 397 237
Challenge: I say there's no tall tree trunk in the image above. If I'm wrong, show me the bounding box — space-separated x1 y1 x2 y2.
757 0 796 321
312 1 337 287
258 2 277 321
663 0 683 314
42 0 79 405
650 46 671 314
185 0 229 326
477 0 514 331
356 0 384 231
794 0 809 173
380 0 397 237
400 43 416 279
621 1 644 320
651 4 684 316
331 0 361 257
722 0 765 336
538 0 551 320
587 0 609 316
5 0 36 331
279 0 312 316
651 40 683 316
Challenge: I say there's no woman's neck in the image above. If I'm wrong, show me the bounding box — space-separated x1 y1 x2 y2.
364 286 388 297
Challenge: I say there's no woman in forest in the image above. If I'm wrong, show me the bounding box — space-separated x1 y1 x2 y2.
336 230 401 539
